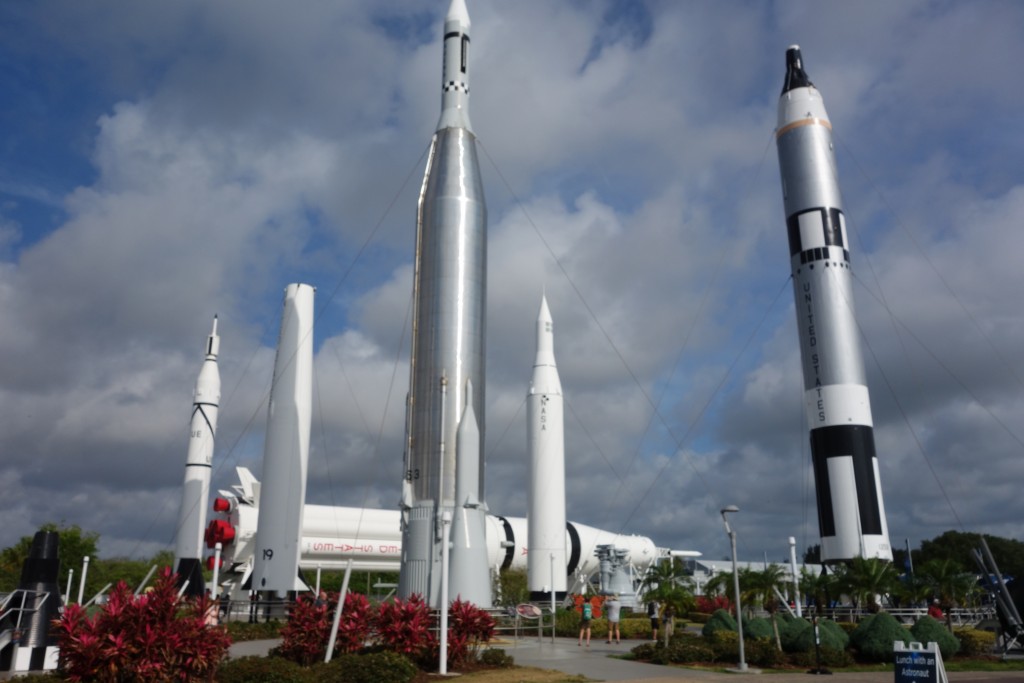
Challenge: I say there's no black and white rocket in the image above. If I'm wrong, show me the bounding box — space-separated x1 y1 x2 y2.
398 0 489 608
774 46 892 563
173 316 221 596
527 296 567 599
252 283 314 593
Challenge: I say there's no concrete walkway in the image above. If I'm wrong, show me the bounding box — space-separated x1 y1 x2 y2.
228 637 1024 683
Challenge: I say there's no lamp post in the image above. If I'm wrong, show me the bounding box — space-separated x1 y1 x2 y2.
720 506 747 672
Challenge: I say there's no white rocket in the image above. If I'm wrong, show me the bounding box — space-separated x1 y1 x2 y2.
208 466 666 598
173 316 221 597
399 0 488 608
527 296 568 599
448 380 492 605
251 283 315 592
774 47 892 562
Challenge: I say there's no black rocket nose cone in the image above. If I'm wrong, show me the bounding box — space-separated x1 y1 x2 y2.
782 44 813 94
30 530 59 559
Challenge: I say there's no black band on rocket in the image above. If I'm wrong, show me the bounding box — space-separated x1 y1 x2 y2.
810 424 884 537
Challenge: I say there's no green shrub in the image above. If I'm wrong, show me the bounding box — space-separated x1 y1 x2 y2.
787 646 855 668
630 641 658 661
312 652 417 683
779 617 812 653
836 620 857 634
849 612 913 662
707 629 740 661
217 655 311 683
555 608 580 637
911 616 960 659
12 675 64 682
701 609 737 638
743 616 774 640
479 648 515 668
744 638 786 668
620 616 653 639
666 641 716 664
954 627 996 657
798 619 850 652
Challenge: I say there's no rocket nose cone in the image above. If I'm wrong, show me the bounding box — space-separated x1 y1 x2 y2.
29 531 60 560
446 0 470 27
782 44 813 94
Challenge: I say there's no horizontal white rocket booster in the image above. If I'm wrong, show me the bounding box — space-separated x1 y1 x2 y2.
211 467 662 580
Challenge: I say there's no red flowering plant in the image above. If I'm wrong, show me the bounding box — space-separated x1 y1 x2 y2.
374 594 437 662
333 592 374 654
696 594 732 614
53 568 231 682
444 597 495 669
277 593 331 666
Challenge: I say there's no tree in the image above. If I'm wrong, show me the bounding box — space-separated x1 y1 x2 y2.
918 530 1024 581
918 558 978 629
640 557 695 638
0 523 99 592
835 557 898 614
745 565 787 650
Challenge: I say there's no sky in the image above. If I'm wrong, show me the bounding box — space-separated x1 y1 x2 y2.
0 0 1022 569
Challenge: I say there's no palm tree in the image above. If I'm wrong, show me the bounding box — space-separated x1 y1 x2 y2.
840 557 898 614
746 565 788 650
640 558 694 644
919 558 978 630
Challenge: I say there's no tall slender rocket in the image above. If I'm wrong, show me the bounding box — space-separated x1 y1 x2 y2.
527 296 567 599
448 379 492 606
174 316 221 596
398 0 488 607
775 46 892 563
252 283 315 593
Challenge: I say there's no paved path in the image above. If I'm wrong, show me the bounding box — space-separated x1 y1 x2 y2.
228 637 1024 683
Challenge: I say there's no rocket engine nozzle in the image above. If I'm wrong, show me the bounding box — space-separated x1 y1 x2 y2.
204 519 235 548
212 497 233 513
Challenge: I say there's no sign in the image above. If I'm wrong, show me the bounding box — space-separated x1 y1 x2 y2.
894 641 947 683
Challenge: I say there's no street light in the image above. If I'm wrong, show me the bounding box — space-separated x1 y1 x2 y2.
720 506 747 672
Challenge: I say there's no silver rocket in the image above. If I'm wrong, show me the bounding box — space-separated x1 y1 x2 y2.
526 296 567 599
252 283 315 593
774 46 892 563
398 0 488 607
174 316 221 596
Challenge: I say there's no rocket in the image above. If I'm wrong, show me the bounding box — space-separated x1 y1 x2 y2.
173 316 221 596
774 46 892 563
251 283 315 593
526 296 568 599
447 380 492 606
207 465 667 598
398 0 488 607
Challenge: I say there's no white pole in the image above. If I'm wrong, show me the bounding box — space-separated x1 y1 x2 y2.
788 536 802 618
439 510 452 675
316 564 322 595
550 553 556 643
325 559 354 663
65 568 74 604
212 543 223 603
720 507 747 672
77 556 90 605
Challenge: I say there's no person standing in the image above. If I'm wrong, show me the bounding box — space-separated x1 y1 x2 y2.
578 597 594 648
647 598 661 642
605 594 622 644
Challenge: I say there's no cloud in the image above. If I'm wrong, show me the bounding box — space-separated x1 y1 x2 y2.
0 0 1021 570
